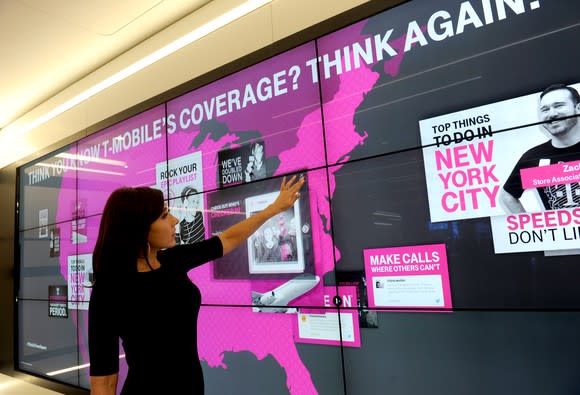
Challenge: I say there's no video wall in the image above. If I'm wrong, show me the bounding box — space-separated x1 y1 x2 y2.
16 1 580 393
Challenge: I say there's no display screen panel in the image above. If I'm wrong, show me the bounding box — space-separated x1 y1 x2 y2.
19 144 77 231
19 222 76 300
76 105 168 217
17 299 81 387
198 305 345 395
341 310 580 395
166 42 325 193
320 0 580 162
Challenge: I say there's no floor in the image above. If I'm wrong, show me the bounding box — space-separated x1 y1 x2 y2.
0 373 63 394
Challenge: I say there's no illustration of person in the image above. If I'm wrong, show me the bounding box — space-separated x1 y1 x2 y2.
254 226 281 262
278 214 297 261
499 83 580 213
167 188 183 244
179 186 205 244
245 141 267 182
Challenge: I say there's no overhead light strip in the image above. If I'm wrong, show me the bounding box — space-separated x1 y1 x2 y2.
36 162 125 176
56 152 127 167
2 0 272 143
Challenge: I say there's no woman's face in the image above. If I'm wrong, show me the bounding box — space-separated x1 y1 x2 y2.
148 206 179 250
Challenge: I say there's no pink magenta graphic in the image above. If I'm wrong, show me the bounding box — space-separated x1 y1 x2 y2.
520 160 580 189
436 140 499 213
166 42 325 192
363 244 453 310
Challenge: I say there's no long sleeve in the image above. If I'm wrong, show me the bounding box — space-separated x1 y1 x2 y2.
89 284 120 376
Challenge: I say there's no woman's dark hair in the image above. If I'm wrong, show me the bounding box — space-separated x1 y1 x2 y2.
93 187 164 279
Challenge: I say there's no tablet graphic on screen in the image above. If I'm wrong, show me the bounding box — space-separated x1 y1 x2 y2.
245 191 304 274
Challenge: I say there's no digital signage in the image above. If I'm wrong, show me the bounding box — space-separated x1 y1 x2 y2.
16 1 580 393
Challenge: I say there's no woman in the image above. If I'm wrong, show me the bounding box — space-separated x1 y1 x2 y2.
89 176 304 395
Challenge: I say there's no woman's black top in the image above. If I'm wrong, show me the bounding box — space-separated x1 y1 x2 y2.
89 236 223 394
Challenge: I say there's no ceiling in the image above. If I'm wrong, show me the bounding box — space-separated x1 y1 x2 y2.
0 0 212 131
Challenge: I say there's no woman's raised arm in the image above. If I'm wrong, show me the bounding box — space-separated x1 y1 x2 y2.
218 175 304 255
